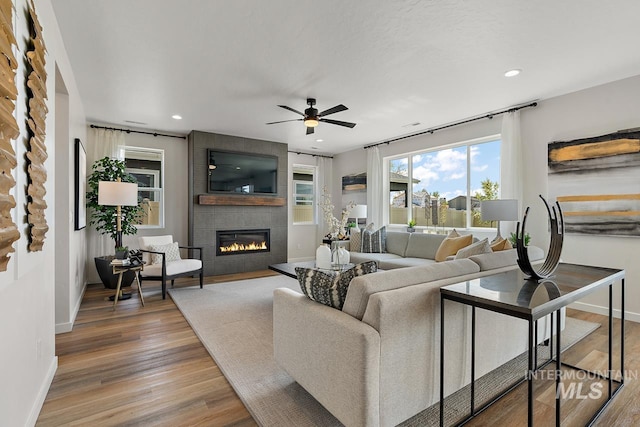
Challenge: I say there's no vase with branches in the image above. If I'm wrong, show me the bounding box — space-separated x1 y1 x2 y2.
319 187 355 240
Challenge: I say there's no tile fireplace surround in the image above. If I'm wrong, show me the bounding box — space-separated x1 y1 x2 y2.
187 130 288 276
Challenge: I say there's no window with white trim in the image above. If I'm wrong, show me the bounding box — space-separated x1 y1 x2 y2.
125 146 164 228
292 165 316 224
387 136 501 230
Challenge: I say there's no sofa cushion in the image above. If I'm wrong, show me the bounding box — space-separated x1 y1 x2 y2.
377 257 437 270
434 234 473 262
469 245 544 271
455 238 491 259
361 226 386 253
490 237 513 251
404 233 447 259
342 259 480 319
384 231 411 257
295 261 378 309
141 258 202 277
349 251 403 265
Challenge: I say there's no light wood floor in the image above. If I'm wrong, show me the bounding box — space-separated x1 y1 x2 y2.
37 272 639 426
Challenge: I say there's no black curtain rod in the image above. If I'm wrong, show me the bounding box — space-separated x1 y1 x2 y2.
288 150 333 159
90 124 187 140
363 101 538 149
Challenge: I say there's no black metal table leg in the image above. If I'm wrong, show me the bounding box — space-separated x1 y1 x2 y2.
440 296 445 427
528 319 535 426
556 309 561 426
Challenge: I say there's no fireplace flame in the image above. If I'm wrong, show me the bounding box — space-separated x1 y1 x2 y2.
219 241 268 253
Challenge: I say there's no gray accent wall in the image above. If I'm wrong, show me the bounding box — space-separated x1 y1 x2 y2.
188 131 288 275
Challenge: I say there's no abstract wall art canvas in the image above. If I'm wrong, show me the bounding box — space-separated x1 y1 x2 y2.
548 129 640 237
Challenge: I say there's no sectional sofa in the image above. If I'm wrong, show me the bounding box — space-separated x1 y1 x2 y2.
273 231 547 427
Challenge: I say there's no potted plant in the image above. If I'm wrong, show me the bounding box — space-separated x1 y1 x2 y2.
115 246 129 259
87 157 142 289
509 232 531 247
407 219 417 233
86 157 142 250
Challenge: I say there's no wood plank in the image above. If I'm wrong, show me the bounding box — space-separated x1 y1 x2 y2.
198 193 286 206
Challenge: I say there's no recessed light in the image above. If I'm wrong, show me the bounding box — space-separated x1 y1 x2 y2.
172 114 182 120
504 69 521 77
316 139 323 142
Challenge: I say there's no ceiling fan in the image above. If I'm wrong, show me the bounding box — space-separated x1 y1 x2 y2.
266 98 356 135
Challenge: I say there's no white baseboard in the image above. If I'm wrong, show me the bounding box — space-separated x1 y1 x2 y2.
27 356 57 426
55 281 87 334
570 301 640 323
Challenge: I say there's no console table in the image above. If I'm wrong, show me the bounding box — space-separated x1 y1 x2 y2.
439 263 625 426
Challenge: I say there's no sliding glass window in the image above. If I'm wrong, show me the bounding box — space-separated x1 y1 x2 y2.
387 137 501 230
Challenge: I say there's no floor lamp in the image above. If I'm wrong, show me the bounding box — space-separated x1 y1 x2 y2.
98 178 139 251
480 199 519 243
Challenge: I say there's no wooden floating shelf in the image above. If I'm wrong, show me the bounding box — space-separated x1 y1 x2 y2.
198 194 286 206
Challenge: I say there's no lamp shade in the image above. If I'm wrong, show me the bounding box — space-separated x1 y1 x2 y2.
351 204 367 218
98 181 138 206
480 199 519 221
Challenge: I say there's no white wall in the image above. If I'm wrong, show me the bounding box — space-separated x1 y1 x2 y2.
0 0 87 425
521 74 640 322
287 152 319 261
333 74 640 322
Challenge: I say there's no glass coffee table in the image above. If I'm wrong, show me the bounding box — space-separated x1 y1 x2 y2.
269 261 355 278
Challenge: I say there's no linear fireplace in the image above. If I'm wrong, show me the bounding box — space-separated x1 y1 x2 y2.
216 229 270 256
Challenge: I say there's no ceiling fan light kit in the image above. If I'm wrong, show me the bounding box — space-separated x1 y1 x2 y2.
267 97 356 135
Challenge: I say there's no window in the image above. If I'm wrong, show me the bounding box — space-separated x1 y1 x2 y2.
125 147 164 228
387 137 501 230
292 165 316 224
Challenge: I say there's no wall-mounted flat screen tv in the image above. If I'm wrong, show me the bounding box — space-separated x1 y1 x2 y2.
207 149 278 194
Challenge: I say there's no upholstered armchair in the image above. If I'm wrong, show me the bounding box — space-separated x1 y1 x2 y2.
138 235 203 299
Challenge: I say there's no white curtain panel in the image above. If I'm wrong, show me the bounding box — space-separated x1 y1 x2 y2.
86 128 126 283
315 156 333 245
500 111 523 235
366 146 383 228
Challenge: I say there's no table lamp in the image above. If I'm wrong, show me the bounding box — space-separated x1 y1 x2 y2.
351 204 367 229
98 177 138 250
480 199 518 242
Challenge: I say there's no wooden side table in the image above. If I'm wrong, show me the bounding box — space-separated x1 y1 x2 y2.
111 262 145 310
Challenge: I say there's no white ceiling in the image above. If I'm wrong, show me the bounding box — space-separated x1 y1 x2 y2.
50 0 640 155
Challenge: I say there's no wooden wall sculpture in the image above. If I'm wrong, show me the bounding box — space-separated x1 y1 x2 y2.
0 0 20 270
26 0 48 251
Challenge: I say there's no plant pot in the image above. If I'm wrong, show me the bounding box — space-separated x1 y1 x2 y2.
407 227 416 233
94 256 135 289
115 250 128 259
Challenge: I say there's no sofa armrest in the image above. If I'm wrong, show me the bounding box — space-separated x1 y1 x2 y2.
273 288 380 427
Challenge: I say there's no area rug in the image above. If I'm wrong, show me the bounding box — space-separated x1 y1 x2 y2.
169 277 600 427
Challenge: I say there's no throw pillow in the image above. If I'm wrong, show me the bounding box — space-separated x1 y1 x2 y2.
490 238 513 252
349 228 362 252
148 242 181 264
455 238 492 259
361 226 386 253
434 234 473 262
295 261 378 309
447 229 461 238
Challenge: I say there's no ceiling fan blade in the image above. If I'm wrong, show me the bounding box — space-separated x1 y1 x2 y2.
266 119 303 125
278 105 305 116
306 126 315 135
319 104 348 117
321 118 356 128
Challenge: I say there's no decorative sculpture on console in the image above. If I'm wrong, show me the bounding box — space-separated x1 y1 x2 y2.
516 195 564 281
